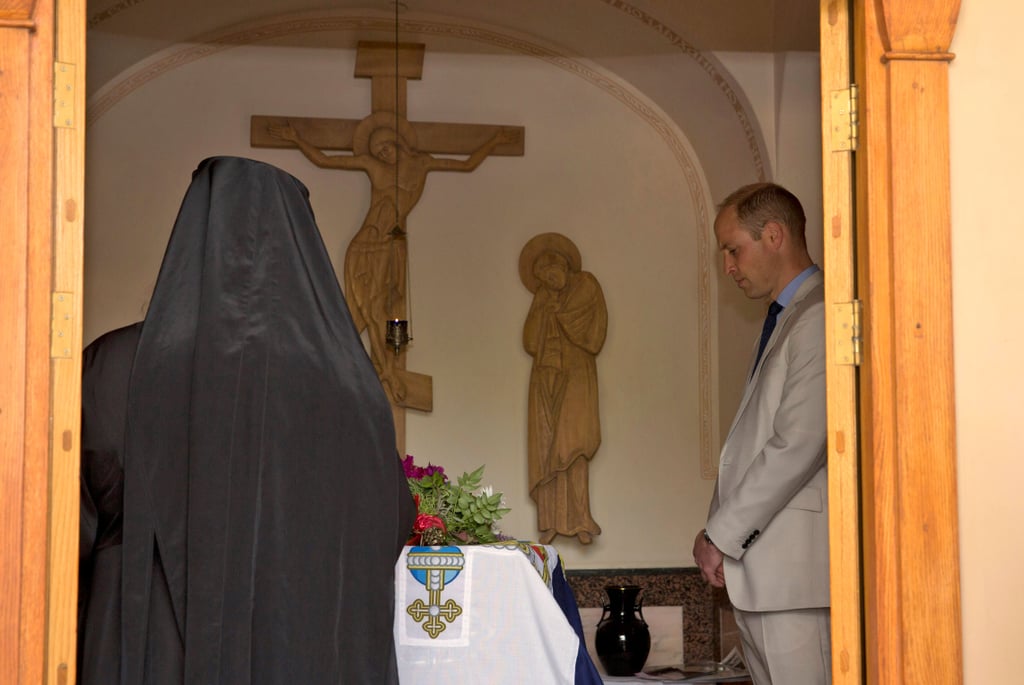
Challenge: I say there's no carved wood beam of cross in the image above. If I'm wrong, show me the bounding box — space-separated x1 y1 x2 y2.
250 42 524 454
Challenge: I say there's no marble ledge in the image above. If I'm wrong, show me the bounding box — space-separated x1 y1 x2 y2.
564 567 734 664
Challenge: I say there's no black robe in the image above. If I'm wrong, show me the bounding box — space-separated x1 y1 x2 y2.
78 156 416 684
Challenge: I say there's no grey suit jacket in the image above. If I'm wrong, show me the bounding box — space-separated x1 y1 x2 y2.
706 270 829 612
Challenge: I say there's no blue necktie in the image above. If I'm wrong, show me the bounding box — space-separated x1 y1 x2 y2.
752 300 783 377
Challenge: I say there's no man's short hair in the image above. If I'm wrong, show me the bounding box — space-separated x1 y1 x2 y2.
718 182 806 246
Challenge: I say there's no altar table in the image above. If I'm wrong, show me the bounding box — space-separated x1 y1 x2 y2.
394 543 602 685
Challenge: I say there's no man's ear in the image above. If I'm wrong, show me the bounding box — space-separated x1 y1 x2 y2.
762 220 785 249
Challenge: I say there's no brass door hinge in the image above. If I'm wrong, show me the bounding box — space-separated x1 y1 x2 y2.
51 292 74 359
54 62 76 129
829 84 858 152
832 300 862 366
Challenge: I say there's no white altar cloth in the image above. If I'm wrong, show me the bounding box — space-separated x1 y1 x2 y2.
394 543 581 684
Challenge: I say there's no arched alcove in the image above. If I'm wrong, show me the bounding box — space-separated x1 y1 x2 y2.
85 7 778 571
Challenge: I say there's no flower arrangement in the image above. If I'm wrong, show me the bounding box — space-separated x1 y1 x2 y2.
402 454 511 546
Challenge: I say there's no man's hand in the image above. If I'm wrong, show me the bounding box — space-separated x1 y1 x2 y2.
693 529 726 588
267 123 299 143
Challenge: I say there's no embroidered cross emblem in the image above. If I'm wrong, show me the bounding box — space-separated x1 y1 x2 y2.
407 595 463 638
405 547 466 639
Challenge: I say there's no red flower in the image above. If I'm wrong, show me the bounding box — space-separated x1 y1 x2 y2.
407 503 448 545
407 515 447 545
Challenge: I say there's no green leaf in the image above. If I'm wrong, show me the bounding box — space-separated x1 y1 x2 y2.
458 465 485 489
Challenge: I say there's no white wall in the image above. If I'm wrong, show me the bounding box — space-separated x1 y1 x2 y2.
85 23 824 572
949 2 1024 682
86 37 692 571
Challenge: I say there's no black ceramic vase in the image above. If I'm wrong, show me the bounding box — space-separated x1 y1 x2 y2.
594 584 651 676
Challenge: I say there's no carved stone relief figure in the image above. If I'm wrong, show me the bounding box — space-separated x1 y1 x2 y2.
520 233 608 545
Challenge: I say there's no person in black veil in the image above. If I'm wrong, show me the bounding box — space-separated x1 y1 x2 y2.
78 156 416 684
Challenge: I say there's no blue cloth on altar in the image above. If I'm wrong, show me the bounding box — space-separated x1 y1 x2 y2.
552 563 604 685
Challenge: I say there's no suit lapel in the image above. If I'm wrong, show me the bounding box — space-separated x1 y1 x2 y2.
723 271 824 443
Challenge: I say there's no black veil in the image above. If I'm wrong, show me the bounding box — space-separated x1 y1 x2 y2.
81 156 414 684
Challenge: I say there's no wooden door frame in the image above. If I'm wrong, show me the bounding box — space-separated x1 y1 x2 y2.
1 1 965 682
48 1 87 683
0 0 84 683
1 2 55 684
823 1 964 683
820 2 861 682
854 1 964 683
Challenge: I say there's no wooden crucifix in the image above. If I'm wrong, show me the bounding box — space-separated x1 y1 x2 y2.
251 41 525 454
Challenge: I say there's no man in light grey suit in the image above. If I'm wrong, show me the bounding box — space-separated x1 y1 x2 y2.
693 183 830 685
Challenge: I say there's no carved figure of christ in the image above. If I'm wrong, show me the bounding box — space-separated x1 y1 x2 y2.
251 41 524 452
